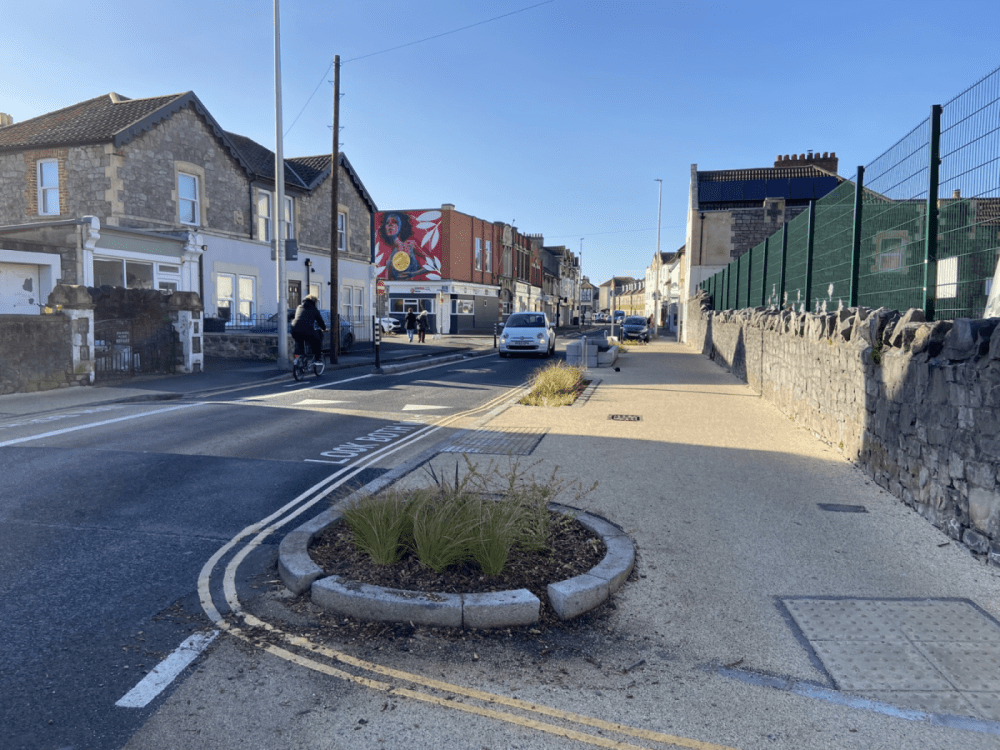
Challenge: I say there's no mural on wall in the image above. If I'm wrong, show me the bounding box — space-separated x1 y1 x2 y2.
375 210 443 281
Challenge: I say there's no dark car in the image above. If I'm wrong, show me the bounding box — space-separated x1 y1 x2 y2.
621 315 650 342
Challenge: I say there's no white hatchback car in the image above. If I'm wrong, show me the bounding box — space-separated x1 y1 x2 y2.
499 312 556 358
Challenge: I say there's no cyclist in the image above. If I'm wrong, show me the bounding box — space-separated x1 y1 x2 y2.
291 294 326 364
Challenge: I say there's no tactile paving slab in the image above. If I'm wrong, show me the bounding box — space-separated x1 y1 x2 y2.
441 427 547 456
782 597 1000 722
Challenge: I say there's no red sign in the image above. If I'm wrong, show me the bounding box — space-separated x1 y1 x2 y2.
376 279 386 295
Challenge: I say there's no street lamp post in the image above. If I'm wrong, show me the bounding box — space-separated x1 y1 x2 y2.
654 178 662 338
579 237 584 327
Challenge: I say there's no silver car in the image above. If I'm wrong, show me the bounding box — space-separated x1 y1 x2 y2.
499 312 556 358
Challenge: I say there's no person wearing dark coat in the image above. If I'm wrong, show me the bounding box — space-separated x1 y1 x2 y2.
291 295 326 362
404 308 417 342
417 310 429 343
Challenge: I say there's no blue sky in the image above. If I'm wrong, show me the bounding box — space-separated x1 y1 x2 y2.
3 0 998 286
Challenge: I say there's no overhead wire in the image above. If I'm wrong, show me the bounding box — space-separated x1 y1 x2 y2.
284 0 554 137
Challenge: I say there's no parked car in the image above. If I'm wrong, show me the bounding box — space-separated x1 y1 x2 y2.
621 315 650 342
498 312 556 358
379 316 400 334
613 310 625 324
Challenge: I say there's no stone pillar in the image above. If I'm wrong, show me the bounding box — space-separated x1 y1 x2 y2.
167 291 204 374
47 284 95 386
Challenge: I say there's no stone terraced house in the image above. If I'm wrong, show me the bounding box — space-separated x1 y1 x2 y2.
0 92 376 326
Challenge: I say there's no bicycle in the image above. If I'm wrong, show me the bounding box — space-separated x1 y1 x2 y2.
291 345 325 381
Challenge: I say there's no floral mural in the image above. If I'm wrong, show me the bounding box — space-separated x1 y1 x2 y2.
374 210 443 281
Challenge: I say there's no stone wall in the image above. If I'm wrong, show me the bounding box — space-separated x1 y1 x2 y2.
687 291 1000 566
203 332 277 360
0 314 84 394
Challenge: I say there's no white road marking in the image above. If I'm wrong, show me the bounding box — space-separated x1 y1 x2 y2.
401 404 448 411
295 399 349 406
0 403 199 447
115 630 219 708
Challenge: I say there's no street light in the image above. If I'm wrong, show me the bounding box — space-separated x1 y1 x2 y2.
579 237 584 327
654 178 662 338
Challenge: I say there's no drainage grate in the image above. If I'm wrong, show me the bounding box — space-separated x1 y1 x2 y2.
609 414 641 422
818 503 867 513
441 427 546 456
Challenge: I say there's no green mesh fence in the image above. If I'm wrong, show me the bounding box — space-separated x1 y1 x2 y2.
748 239 767 306
783 211 811 310
702 65 1000 320
764 229 784 307
856 119 931 313
809 179 857 312
935 68 1000 318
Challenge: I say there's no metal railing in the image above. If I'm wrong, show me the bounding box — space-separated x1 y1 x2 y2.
701 65 1000 321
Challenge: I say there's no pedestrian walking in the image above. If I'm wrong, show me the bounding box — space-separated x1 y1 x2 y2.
417 310 428 343
404 308 417 342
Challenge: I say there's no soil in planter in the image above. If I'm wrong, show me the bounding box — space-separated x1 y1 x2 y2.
308 510 607 625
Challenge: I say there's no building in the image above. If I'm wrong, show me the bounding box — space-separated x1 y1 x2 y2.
679 151 844 341
0 92 376 332
374 204 544 334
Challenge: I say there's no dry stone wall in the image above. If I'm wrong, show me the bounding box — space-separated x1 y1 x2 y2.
687 291 1000 566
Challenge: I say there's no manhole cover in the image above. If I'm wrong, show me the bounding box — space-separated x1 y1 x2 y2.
817 503 867 513
441 427 546 456
609 414 641 422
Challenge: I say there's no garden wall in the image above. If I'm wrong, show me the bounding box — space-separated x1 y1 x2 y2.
686 291 1000 565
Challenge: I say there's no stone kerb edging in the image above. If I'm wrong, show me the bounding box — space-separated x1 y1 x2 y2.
278 503 635 628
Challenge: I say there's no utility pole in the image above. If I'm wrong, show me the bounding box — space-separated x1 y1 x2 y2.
274 0 288 367
579 237 584 326
329 55 340 364
654 178 662 337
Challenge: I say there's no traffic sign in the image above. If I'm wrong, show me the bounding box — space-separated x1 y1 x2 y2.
376 279 386 295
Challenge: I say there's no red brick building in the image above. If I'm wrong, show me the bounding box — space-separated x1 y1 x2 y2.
375 204 543 334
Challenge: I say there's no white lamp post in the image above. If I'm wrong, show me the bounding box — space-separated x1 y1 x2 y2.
654 178 662 338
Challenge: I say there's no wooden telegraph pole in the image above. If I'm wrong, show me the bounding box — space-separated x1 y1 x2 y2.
329 55 341 364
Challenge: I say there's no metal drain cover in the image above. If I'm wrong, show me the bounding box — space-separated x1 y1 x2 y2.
441 427 546 456
609 414 641 422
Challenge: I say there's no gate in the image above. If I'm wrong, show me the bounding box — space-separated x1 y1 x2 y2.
94 318 178 382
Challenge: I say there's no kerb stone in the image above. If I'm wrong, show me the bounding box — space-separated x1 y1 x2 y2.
463 589 539 629
548 574 609 620
312 576 464 627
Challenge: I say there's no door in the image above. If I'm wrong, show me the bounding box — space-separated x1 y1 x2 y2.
287 280 302 310
0 263 40 314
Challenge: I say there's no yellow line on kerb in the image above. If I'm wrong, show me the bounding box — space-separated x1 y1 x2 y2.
243 615 738 750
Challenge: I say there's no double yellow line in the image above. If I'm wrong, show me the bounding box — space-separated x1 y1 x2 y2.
199 380 740 750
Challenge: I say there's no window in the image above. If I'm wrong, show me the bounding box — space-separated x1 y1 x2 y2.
37 160 60 215
452 299 474 315
178 173 200 225
257 190 273 241
485 240 492 273
217 274 234 320
474 238 483 271
284 196 295 239
341 285 363 323
338 212 346 252
93 258 153 289
217 272 256 321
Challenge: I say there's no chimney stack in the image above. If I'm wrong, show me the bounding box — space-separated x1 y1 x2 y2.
774 150 839 174
0 113 13 128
